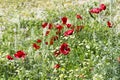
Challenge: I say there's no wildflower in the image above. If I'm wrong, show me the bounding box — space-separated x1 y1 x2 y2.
14 50 26 58
36 39 42 43
66 23 72 28
42 22 48 28
100 4 106 11
89 8 101 14
6 55 13 60
50 39 54 45
45 42 48 45
54 50 61 57
33 43 40 50
79 74 85 78
64 29 74 36
76 14 82 19
48 23 52 29
53 36 58 41
49 36 58 45
54 64 60 69
107 21 112 28
45 30 50 36
56 24 63 31
61 16 67 24
60 43 70 55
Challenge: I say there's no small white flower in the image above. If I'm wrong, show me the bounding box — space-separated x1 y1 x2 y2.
86 45 90 49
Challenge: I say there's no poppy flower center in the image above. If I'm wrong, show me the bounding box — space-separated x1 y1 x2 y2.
64 47 68 50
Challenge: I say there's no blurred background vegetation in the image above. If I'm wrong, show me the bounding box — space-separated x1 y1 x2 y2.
0 0 119 23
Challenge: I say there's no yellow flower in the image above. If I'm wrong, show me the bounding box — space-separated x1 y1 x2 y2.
61 68 65 72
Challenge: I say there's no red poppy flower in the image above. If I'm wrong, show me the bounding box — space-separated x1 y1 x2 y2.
107 21 112 28
48 23 52 29
76 14 82 19
42 22 48 28
100 4 106 11
56 24 63 31
33 43 40 50
61 16 67 24
66 23 72 28
64 29 74 36
6 55 13 60
14 50 26 58
36 39 42 43
89 8 101 14
45 30 50 36
54 64 60 69
54 50 61 57
60 43 70 55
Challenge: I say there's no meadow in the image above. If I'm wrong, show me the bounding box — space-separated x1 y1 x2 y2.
0 0 120 80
